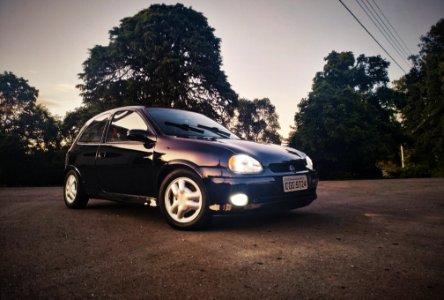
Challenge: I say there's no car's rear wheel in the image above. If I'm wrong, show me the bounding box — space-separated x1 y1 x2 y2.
63 170 89 209
159 169 212 230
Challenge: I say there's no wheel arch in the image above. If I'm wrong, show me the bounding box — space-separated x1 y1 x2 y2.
64 165 89 193
156 160 203 195
64 165 82 177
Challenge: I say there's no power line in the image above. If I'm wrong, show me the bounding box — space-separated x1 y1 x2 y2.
356 0 410 66
365 0 410 59
371 0 413 56
357 0 409 65
338 0 407 73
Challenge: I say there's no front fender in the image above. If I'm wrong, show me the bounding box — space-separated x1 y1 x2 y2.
156 159 224 186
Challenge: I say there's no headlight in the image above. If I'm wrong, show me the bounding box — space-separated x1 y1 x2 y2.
228 154 263 174
305 156 314 171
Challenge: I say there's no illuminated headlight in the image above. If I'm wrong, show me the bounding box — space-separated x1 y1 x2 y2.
230 193 249 206
229 154 263 174
305 156 314 171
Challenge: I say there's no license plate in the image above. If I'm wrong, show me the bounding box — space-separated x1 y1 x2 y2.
283 175 308 192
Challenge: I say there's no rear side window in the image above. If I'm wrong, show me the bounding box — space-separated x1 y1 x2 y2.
106 111 148 142
78 114 109 143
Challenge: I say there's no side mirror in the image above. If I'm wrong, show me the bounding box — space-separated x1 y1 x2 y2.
127 129 156 145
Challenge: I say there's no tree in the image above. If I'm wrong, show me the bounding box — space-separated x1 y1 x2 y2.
23 105 62 152
78 3 237 124
0 71 38 134
288 51 403 178
231 98 281 144
0 72 62 152
395 19 444 175
0 71 64 186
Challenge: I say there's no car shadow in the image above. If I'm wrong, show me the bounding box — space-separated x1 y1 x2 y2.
84 199 165 221
210 209 336 231
82 199 336 231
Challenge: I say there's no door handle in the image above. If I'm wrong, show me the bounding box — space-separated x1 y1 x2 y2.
97 151 107 158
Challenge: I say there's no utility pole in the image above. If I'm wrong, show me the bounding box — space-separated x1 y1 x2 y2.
400 144 405 168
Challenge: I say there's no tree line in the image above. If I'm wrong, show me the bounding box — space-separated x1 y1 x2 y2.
0 4 442 185
288 19 444 178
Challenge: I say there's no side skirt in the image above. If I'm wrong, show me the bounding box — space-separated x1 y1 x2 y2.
92 191 158 207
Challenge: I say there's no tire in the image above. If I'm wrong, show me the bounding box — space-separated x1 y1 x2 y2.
63 170 89 209
159 169 212 230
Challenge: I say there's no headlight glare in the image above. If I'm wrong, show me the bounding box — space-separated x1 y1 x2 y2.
305 156 314 170
229 154 263 174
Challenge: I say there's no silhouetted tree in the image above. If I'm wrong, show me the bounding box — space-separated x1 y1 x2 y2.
0 71 38 134
232 98 281 144
288 51 403 178
24 105 62 152
78 3 237 124
0 71 63 186
395 19 444 176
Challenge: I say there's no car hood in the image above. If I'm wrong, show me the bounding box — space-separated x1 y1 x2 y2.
216 139 307 166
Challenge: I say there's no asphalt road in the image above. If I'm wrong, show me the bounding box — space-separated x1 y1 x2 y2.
1 178 443 299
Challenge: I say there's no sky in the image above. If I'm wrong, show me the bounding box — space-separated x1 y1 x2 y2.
1 0 443 138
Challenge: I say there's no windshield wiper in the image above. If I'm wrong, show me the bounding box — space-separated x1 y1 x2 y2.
164 121 204 134
197 124 231 138
174 134 216 141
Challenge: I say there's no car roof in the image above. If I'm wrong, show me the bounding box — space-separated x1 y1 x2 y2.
96 106 205 119
100 105 146 114
99 106 196 113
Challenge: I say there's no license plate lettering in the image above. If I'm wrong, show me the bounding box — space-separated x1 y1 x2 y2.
283 175 308 192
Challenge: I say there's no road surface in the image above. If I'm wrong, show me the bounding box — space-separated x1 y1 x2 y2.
1 178 443 299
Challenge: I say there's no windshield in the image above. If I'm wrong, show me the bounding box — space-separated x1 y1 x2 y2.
146 108 239 139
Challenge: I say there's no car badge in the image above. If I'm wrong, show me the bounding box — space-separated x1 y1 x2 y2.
289 165 296 173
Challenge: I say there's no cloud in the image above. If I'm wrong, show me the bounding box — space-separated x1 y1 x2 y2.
37 95 61 107
55 83 78 93
37 86 83 118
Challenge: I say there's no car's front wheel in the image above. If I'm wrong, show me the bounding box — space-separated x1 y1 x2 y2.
63 170 89 209
159 169 212 230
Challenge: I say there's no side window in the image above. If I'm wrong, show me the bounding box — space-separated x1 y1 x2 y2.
78 114 109 143
106 111 148 142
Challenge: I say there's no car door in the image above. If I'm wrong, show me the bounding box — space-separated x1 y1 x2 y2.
72 113 111 193
95 109 156 196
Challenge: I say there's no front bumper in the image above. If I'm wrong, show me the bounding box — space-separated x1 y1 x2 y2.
204 170 318 212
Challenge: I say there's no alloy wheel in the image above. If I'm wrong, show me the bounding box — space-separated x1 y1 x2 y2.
164 177 203 224
65 174 78 204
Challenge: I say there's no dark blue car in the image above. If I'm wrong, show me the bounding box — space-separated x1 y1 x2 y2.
64 106 318 229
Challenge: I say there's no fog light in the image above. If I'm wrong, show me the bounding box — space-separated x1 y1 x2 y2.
230 193 248 206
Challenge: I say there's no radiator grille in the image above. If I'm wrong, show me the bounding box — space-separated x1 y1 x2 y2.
268 159 306 173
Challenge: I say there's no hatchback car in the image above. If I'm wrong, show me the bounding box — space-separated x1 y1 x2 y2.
64 106 318 229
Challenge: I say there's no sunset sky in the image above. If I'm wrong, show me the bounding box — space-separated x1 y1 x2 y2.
1 0 443 137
